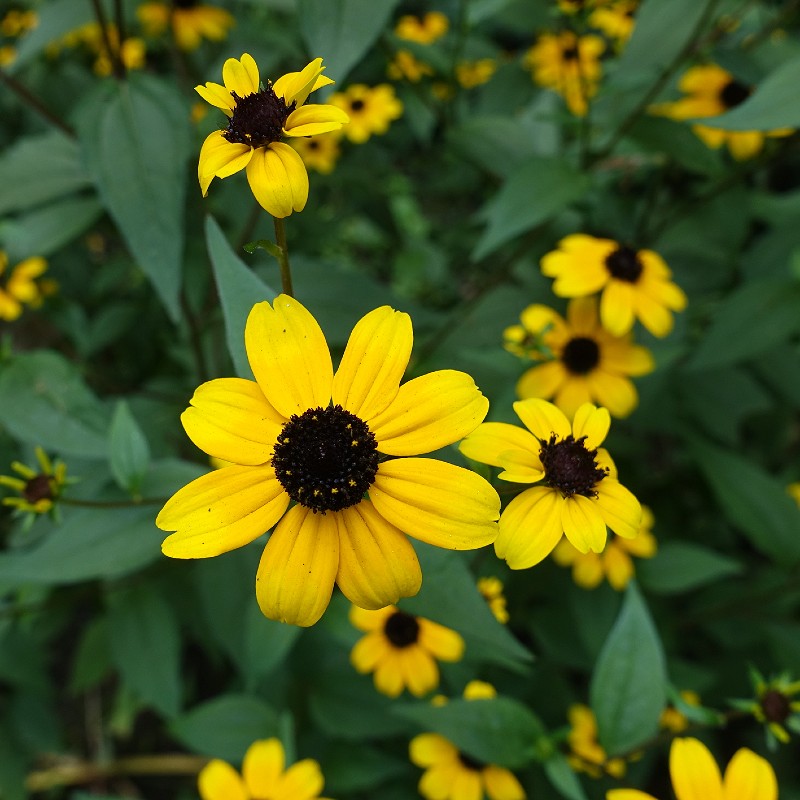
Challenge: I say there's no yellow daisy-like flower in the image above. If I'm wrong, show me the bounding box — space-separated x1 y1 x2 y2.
388 49 435 83
522 31 605 117
195 54 349 218
0 447 68 515
394 12 449 45
0 251 48 321
289 132 342 175
157 295 499 627
350 604 465 698
659 690 701 733
541 234 687 338
568 704 627 779
137 1 234 51
198 738 327 800
552 504 656 589
329 84 403 144
477 576 509 624
504 297 654 419
606 737 778 800
460 399 641 569
651 64 794 160
589 1 638 43
456 58 497 89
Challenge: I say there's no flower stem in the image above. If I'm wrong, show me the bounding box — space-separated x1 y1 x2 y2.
273 216 295 297
0 71 75 137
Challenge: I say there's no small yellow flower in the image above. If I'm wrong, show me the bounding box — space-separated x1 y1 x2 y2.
350 605 465 698
93 34 146 76
198 738 326 800
289 132 342 175
0 45 15 66
651 64 794 160
1 9 37 38
394 12 449 45
659 690 701 733
456 59 497 89
788 482 800 507
567 704 627 778
606 737 778 800
504 298 655 419
477 577 509 624
460 400 641 569
329 84 403 143
0 251 49 321
137 1 234 51
0 447 68 515
388 49 434 82
541 234 687 338
523 31 605 116
195 54 349 218
552 504 656 590
589 1 639 43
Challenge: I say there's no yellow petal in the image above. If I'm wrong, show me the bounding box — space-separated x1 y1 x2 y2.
417 618 464 661
452 767 482 800
335 502 422 609
561 494 607 553
606 792 659 800
496 486 563 569
554 377 594 422
195 81 235 115
483 765 526 800
410 733 457 767
571 403 610 449
572 551 605 589
400 645 440 697
348 604 395 633
586 371 638 419
370 370 488 456
199 760 248 800
669 738 724 800
243 739 284 798
284 104 350 137
513 398 571 441
158 466 289 557
332 306 412 421
517 361 566 401
604 543 634 590
246 143 309 218
255 505 339 626
198 130 252 195
459 422 540 467
594 479 642 539
274 57 328 106
245 296 333 418
350 631 392 672
722 747 778 800
222 52 259 96
497 449 546 484
370 458 499 550
600 281 636 336
374 653 406 697
274 759 324 800
181 378 284 465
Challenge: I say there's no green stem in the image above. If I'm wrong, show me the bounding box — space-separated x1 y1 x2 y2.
0 71 75 137
273 216 295 297
88 0 125 80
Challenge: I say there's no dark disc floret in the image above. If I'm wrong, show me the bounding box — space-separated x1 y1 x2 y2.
760 689 790 724
223 85 295 148
24 474 53 504
271 405 379 513
604 245 643 283
720 79 751 109
458 752 487 772
540 434 607 498
562 336 600 375
384 610 420 648
349 98 365 112
562 45 580 61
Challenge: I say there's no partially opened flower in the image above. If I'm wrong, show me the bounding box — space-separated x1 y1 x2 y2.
0 446 68 516
460 400 641 569
350 605 464 697
195 54 349 217
199 738 327 800
606 737 778 800
157 296 499 626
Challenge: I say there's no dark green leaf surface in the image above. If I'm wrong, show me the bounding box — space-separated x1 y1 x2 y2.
109 400 151 494
637 541 742 594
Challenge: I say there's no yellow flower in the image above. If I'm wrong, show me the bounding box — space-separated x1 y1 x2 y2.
651 64 794 160
456 59 497 89
553 504 656 589
394 12 449 45
0 251 48 321
157 295 499 626
568 704 627 778
93 34 146 76
477 577 509 624
589 1 638 43
388 49 434 82
0 447 68 515
195 54 350 218
137 1 234 51
606 737 778 800
350 605 465 698
410 732 526 800
541 234 687 338
0 45 15 66
1 9 37 37
330 84 403 143
504 298 654 419
788 482 800 507
659 690 701 733
460 400 641 569
523 31 605 116
289 132 342 175
198 738 326 800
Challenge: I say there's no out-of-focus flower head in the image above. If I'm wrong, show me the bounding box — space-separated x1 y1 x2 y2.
567 703 627 778
388 49 435 82
394 12 449 45
0 447 69 517
329 84 403 143
659 689 702 733
731 668 800 748
137 1 234 51
0 251 50 321
477 576 509 624
456 58 497 89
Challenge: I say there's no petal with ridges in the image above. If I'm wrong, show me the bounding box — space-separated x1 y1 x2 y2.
571 403 609 449
722 747 778 800
222 53 259 96
554 376 594 422
243 739 284 798
600 282 636 336
496 486 563 568
198 760 248 800
274 58 325 106
198 131 252 195
513 398 571 441
272 142 309 212
195 81 235 114
417 618 464 661
669 738 723 800
595 479 641 539
246 144 308 218
284 104 350 137
459 422 540 468
562 494 607 553
497 449 546 484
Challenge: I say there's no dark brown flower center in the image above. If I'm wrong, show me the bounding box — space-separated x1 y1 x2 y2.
173 0 198 8
562 46 579 60
224 85 295 148
540 434 607 498
271 405 379 513
350 98 365 112
604 245 643 283
384 611 419 647
562 336 600 375
760 689 790 724
720 79 751 109
24 474 53 504
458 752 487 771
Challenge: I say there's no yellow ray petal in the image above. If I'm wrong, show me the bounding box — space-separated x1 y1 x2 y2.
600 281 636 336
606 791 659 800
561 494 607 553
349 604 395 633
669 738 723 800
274 759 324 800
198 760 248 800
410 733 457 767
374 653 406 697
350 631 392 672
483 765 526 800
459 422 540 467
722 747 778 800
513 398 571 441
586 371 638 418
243 739 284 798
274 58 328 106
198 131 252 195
496 485 563 569
195 81 235 115
497 449 546 484
571 403 610 449
284 104 349 137
517 361 567 402
417 618 464 662
594 479 642 539
246 143 309 218
400 645 439 697
222 52 259 96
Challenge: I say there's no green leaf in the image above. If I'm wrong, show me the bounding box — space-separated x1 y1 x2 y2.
298 0 402 85
0 351 109 458
590 582 667 755
393 697 544 768
322 743 408 794
77 75 190 320
170 695 279 762
691 440 800 566
205 215 276 378
109 400 151 494
637 542 742 594
242 601 302 691
472 157 590 260
0 132 91 215
0 725 27 800
243 239 283 259
700 56 800 131
106 586 181 717
69 618 112 694
543 753 590 800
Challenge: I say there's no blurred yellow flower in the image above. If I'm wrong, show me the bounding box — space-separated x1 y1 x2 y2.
395 12 449 45
137 1 234 51
659 690 701 733
589 1 638 43
1 9 37 37
788 482 800 507
330 84 403 143
456 58 497 89
568 703 627 778
477 576 509 624
289 132 342 175
0 251 49 321
0 447 68 515
0 45 15 66
388 49 434 82
93 34 146 76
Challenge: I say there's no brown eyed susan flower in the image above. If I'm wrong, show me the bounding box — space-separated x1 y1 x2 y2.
289 132 342 175
350 605 464 697
0 447 68 516
329 84 403 144
589 1 638 44
0 251 49 321
195 54 349 218
198 738 326 800
504 298 654 419
459 400 641 569
606 737 778 800
394 12 449 45
388 49 434 83
137 1 234 51
541 235 687 338
157 296 499 627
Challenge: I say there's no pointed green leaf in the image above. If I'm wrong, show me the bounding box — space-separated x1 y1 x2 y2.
638 541 742 594
109 400 151 494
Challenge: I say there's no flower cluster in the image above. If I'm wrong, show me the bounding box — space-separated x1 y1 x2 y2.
0 251 52 321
